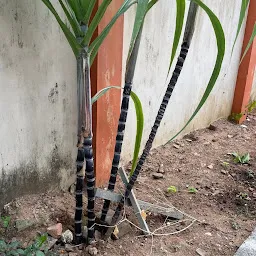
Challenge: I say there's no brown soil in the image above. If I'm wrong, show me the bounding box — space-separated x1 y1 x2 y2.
1 112 256 256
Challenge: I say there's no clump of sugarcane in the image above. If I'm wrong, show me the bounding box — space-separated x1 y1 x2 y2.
41 0 136 244
106 0 226 236
100 0 159 224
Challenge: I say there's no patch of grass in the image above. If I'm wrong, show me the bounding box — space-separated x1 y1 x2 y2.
1 216 11 228
188 187 197 194
167 186 177 193
232 152 250 164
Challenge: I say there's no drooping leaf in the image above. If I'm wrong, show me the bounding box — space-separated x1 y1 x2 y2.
82 0 112 46
167 0 225 143
89 0 136 65
168 0 186 73
91 86 144 177
58 0 81 36
91 86 120 104
147 0 158 12
41 0 81 56
231 0 250 55
83 0 97 25
130 90 144 176
240 22 256 63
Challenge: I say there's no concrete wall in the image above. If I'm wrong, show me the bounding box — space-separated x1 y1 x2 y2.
121 0 246 162
0 0 77 207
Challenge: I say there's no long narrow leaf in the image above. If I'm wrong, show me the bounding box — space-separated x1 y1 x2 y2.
89 0 136 65
58 0 81 36
91 86 120 104
91 86 144 178
240 22 256 63
168 0 186 73
83 0 97 25
231 0 250 55
82 0 112 46
167 0 225 143
66 0 83 21
79 0 89 14
41 0 81 56
130 91 144 176
147 0 158 12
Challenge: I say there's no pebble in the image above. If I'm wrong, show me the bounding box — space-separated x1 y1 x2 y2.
87 247 98 255
240 124 247 128
61 230 73 244
173 144 180 149
221 170 227 175
207 164 214 170
47 223 63 238
152 173 164 179
227 135 233 138
253 193 256 198
196 248 206 256
205 232 212 236
65 244 75 252
208 124 217 131
158 164 165 174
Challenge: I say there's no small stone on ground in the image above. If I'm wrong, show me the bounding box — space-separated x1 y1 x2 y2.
152 173 164 179
47 223 62 238
196 248 206 256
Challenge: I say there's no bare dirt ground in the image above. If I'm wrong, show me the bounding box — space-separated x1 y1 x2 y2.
1 112 256 256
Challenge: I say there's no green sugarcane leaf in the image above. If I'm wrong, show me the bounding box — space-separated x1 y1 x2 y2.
41 0 81 56
83 0 97 25
91 86 120 104
240 22 256 63
58 0 81 36
167 0 225 143
89 0 136 65
127 0 149 62
130 91 144 176
79 0 89 14
82 0 112 47
91 86 144 178
231 0 250 56
168 0 186 74
147 0 158 12
66 0 83 21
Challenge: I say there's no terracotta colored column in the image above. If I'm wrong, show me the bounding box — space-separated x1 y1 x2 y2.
91 1 123 186
231 0 256 123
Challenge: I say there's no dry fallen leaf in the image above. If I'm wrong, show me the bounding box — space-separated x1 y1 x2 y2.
141 210 147 220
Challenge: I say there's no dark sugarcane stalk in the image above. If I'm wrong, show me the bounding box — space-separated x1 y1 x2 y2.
106 2 198 237
74 44 95 244
100 29 143 222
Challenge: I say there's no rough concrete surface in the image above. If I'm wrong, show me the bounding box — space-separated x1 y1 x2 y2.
235 228 256 256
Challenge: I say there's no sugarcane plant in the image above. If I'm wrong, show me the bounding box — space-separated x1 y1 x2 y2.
40 0 143 244
40 0 256 245
104 0 226 236
105 0 256 236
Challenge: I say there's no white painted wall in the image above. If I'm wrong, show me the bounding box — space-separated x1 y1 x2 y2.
0 0 77 206
121 0 247 162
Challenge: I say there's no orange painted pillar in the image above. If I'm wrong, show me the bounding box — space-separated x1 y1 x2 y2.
91 1 123 186
231 0 256 123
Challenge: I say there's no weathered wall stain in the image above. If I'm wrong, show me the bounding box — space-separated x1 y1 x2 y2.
0 0 77 206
